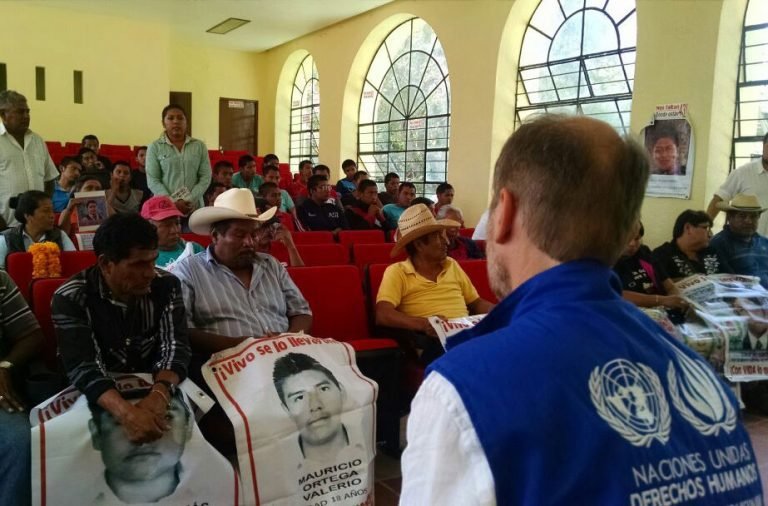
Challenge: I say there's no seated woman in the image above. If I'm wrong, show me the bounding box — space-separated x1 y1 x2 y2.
652 209 730 280
141 195 204 269
614 221 688 317
0 190 76 268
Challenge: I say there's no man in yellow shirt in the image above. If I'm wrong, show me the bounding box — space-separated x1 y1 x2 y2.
375 204 495 364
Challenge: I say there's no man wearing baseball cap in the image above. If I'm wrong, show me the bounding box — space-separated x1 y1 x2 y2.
375 204 495 365
141 196 204 269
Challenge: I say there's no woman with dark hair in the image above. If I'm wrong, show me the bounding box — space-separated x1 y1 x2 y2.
146 104 211 217
614 221 688 315
0 190 76 268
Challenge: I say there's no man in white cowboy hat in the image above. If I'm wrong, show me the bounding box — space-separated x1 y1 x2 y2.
173 188 312 358
710 193 768 288
375 203 494 365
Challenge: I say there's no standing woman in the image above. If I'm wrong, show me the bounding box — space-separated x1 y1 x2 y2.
146 104 211 216
0 190 76 268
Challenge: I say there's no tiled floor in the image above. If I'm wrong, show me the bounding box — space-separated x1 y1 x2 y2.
373 413 768 505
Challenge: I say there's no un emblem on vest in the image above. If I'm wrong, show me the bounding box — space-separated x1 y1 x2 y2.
589 359 671 447
667 346 736 436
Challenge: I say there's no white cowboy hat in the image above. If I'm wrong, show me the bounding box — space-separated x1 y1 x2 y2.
189 188 277 235
715 193 768 213
391 204 460 257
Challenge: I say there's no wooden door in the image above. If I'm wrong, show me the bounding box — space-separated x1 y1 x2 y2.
219 97 258 153
169 91 192 135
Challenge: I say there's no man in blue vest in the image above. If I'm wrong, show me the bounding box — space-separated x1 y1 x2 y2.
400 115 764 505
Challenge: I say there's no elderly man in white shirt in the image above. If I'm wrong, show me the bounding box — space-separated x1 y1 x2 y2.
0 90 58 229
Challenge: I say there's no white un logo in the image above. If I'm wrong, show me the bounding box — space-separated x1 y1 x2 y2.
590 359 671 448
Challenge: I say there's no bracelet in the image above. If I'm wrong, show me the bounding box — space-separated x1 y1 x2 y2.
150 387 170 406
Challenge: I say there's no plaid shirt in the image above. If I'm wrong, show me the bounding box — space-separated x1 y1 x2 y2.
52 266 190 403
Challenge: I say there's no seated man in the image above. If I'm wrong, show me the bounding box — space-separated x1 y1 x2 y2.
335 159 358 197
211 160 234 188
345 179 386 231
130 145 152 203
0 270 43 506
262 153 280 169
106 161 143 214
81 134 113 173
203 181 227 207
141 195 204 269
375 204 495 365
382 182 416 230
262 165 298 219
710 193 768 288
378 172 400 206
53 213 191 446
173 188 312 358
259 182 295 231
287 159 314 202
297 175 349 233
340 170 370 208
652 209 730 281
232 155 263 192
434 182 454 216
438 205 485 260
52 156 82 212
78 147 110 189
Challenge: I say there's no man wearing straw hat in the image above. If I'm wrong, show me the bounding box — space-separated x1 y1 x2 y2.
375 203 494 365
400 116 763 504
173 188 312 356
710 193 768 289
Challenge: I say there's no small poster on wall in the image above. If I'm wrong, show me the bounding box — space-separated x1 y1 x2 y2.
642 103 695 199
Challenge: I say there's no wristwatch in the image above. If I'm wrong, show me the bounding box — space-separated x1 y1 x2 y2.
155 380 177 396
0 361 13 370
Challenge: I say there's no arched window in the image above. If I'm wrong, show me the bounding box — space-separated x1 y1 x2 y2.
289 55 320 170
732 0 768 169
358 18 450 196
515 0 637 134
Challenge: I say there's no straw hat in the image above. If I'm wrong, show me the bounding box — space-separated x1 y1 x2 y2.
715 194 767 213
188 188 277 235
390 204 460 257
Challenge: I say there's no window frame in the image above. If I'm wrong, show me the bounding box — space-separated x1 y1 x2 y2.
289 54 320 169
514 0 637 135
357 18 451 197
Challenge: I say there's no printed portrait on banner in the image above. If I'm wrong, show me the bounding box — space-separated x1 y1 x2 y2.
643 104 695 199
31 375 237 506
203 335 377 506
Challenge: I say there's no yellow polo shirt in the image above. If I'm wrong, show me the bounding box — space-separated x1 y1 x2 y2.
377 257 480 318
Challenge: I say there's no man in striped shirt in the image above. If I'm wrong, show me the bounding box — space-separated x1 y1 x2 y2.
174 188 312 357
53 213 190 446
0 270 44 505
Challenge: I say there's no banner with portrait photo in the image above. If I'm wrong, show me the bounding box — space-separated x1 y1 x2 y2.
74 190 108 232
30 374 238 506
202 335 377 506
674 274 768 381
643 103 695 199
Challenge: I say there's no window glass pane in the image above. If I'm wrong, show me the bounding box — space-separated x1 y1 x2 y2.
550 13 584 60
289 55 320 163
517 0 636 134
606 0 635 24
583 11 618 53
530 0 565 37
732 0 768 170
358 18 450 196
